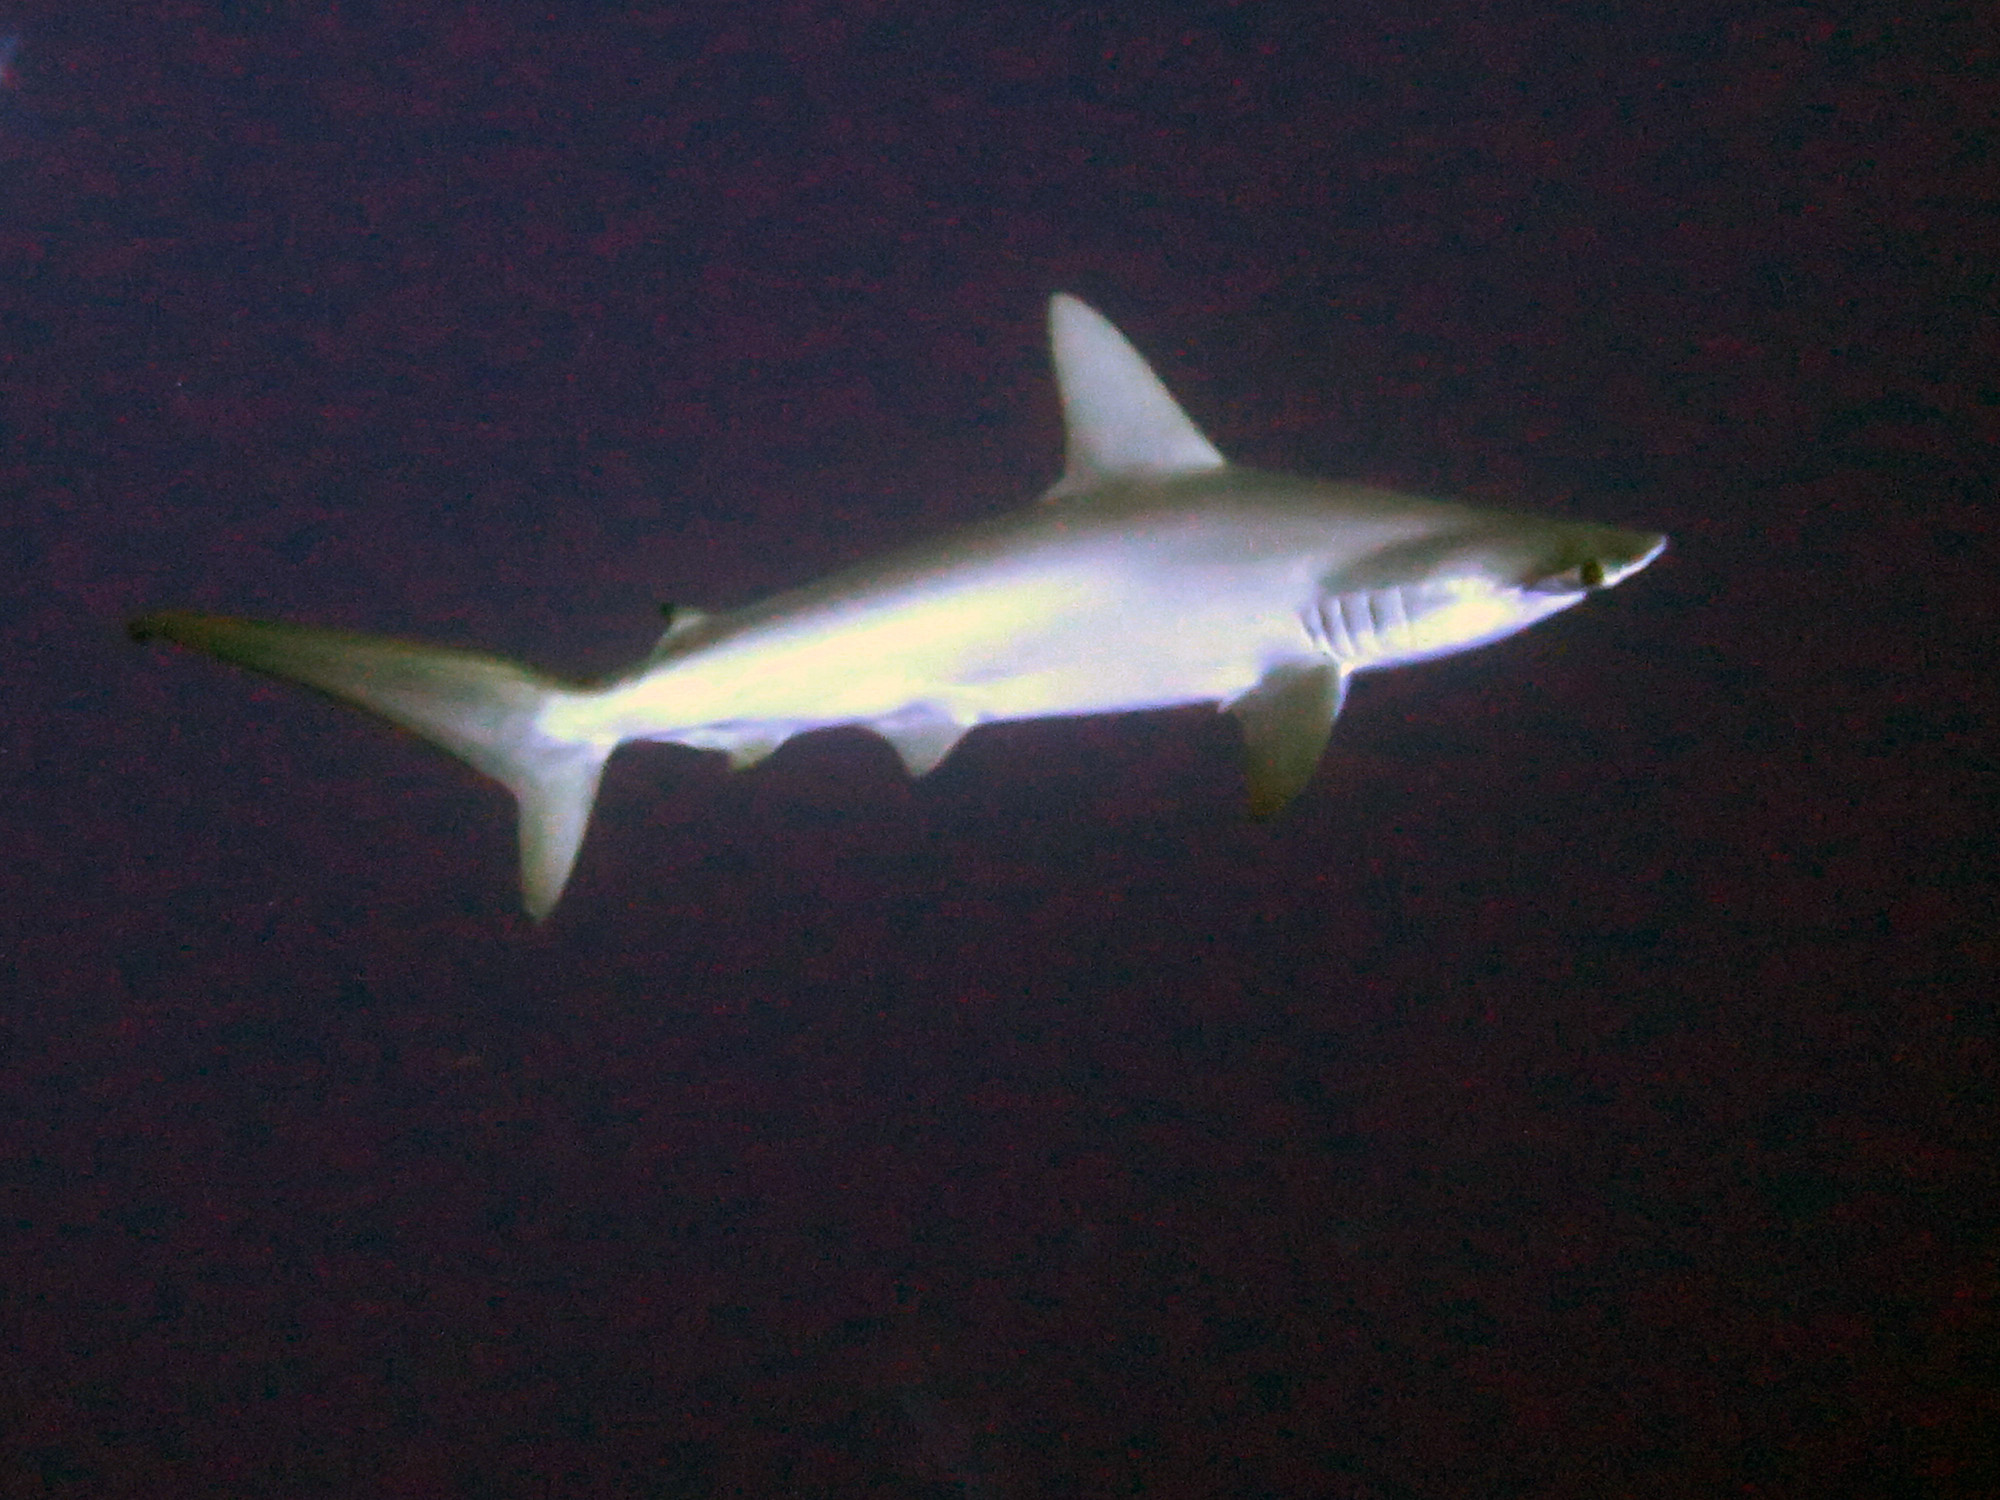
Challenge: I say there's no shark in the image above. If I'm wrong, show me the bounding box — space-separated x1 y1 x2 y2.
130 294 1666 919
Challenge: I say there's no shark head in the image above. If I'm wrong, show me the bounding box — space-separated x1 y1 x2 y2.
1512 520 1670 597
1305 514 1667 672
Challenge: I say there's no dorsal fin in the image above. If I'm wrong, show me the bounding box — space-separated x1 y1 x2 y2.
655 604 713 651
1044 293 1226 501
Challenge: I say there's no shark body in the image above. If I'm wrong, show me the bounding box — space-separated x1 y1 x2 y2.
131 295 1666 918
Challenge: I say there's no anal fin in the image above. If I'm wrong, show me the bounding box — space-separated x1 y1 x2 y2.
873 706 971 778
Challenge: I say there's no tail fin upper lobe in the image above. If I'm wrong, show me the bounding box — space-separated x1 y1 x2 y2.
130 612 608 919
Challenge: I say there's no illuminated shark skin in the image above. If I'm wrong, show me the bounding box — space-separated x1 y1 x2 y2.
132 295 1665 918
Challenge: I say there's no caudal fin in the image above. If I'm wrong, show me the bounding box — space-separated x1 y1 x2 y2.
129 611 609 919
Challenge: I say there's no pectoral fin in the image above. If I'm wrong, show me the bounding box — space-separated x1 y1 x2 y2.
1227 662 1347 816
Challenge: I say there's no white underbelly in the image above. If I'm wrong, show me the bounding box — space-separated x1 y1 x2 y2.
563 586 1302 745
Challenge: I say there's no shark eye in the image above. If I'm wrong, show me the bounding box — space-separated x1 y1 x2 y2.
1529 557 1606 594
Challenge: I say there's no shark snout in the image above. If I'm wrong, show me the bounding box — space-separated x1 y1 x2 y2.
1607 532 1669 588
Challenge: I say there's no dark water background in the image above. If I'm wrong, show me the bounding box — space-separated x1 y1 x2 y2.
2 3 1992 1494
